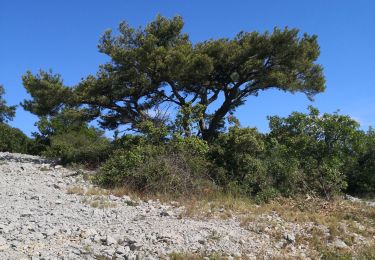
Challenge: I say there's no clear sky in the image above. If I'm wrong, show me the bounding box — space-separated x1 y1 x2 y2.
1 0 374 136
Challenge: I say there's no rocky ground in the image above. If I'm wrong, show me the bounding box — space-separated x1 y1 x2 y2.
0 152 374 259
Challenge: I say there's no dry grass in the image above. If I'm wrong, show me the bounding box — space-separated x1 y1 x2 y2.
39 166 50 171
80 196 117 209
65 181 375 258
66 186 85 195
168 252 227 260
66 186 111 196
85 187 111 196
163 194 375 258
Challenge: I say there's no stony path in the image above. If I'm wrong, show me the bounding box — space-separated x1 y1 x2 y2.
0 152 310 259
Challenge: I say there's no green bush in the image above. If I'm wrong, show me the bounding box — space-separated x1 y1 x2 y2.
209 126 270 197
44 127 111 166
346 129 375 196
208 107 362 200
95 136 214 196
268 107 359 198
262 139 302 196
0 123 30 153
28 108 111 165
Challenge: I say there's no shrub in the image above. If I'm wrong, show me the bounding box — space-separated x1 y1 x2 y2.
209 126 270 197
346 129 375 196
0 123 30 153
95 136 214 196
29 108 111 165
262 139 302 196
268 107 359 198
44 127 111 166
208 107 362 200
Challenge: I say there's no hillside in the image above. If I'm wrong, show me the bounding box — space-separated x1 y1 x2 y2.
0 152 374 259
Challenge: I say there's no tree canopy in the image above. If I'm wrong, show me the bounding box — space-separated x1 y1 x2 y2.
22 15 325 141
0 85 16 123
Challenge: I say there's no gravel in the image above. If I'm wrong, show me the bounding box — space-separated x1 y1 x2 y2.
0 152 371 259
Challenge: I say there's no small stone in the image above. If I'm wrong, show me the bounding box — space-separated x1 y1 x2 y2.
54 165 63 169
20 211 32 217
109 195 119 201
129 242 142 251
122 195 132 202
105 235 117 245
333 238 348 249
284 232 295 243
198 239 206 245
53 184 62 189
116 246 130 255
92 234 101 243
83 228 97 238
160 210 170 217
0 236 7 246
45 229 57 237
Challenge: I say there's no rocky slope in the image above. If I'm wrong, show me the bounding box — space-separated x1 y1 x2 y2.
0 152 373 259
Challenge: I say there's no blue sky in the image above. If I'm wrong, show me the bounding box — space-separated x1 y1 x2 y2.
1 0 374 136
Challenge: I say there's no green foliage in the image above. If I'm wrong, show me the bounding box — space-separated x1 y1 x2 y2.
268 106 360 198
44 127 111 166
208 107 365 201
32 109 111 165
22 15 325 142
0 85 16 123
174 103 206 137
95 136 213 196
135 120 170 145
0 123 30 153
0 85 29 154
21 71 72 117
209 126 268 196
347 128 375 196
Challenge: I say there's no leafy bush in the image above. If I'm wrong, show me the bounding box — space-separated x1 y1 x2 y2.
346 129 375 196
44 127 111 166
209 126 270 197
262 139 302 196
208 107 363 201
0 123 30 153
95 136 214 196
268 106 359 198
30 109 111 165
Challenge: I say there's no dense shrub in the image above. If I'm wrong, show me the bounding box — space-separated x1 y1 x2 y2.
262 139 302 196
0 123 30 153
208 107 364 201
44 127 111 166
346 129 375 196
31 109 111 165
268 107 359 198
95 136 214 196
209 127 269 197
